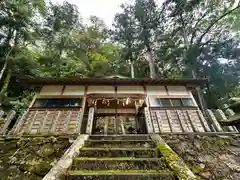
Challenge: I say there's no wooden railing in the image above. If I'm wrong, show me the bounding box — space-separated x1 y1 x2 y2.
1 107 238 135
11 108 83 135
149 108 211 133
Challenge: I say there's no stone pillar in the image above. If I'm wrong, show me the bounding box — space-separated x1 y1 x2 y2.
86 107 94 134
144 107 153 134
0 110 4 118
225 109 235 117
215 109 235 132
0 110 16 135
225 109 238 132
206 109 223 132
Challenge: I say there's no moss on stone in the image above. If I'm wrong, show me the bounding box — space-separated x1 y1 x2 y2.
157 143 196 180
0 117 4 124
189 163 204 174
161 134 240 180
0 136 72 180
68 169 173 175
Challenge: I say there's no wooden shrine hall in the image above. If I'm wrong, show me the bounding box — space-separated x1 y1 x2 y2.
12 77 214 135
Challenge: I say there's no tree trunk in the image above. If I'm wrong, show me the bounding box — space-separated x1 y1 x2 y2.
0 47 13 81
0 59 9 81
145 46 157 79
0 69 12 105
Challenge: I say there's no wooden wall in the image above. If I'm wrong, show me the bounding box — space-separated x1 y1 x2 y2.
16 108 82 135
149 108 211 133
11 84 204 135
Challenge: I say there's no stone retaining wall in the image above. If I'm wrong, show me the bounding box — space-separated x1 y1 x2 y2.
0 136 74 180
161 134 240 180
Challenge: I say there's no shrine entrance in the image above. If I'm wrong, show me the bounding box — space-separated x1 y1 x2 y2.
87 95 147 135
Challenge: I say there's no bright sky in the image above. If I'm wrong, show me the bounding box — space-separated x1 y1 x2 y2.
51 0 130 27
51 0 163 27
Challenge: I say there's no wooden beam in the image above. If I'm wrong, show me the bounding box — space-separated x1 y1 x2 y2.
39 110 49 133
76 110 83 134
26 110 38 134
86 107 94 134
37 95 84 99
12 110 28 135
0 110 16 135
197 110 211 132
176 110 185 132
29 92 39 108
165 110 173 132
186 110 197 132
156 111 163 133
51 111 61 134
64 111 72 133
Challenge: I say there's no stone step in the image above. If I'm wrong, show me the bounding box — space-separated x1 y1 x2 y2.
71 157 166 170
84 140 155 148
64 170 175 180
89 135 151 141
78 148 158 158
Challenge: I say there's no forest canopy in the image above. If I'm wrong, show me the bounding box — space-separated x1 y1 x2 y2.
0 0 239 111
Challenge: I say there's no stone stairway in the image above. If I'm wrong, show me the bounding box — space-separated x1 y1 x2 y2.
63 135 176 180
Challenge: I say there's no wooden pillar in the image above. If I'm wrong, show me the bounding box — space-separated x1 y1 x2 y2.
120 119 125 134
8 110 28 135
104 118 108 135
144 107 153 134
76 110 83 134
86 107 94 134
78 86 87 134
0 110 16 135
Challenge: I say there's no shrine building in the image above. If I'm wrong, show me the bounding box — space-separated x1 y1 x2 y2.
13 77 213 135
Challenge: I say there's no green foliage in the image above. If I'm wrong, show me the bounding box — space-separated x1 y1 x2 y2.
0 0 239 110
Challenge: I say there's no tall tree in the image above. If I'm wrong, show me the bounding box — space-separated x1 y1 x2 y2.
161 0 240 109
38 1 81 77
0 0 45 80
133 0 160 78
0 0 46 105
113 4 139 78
